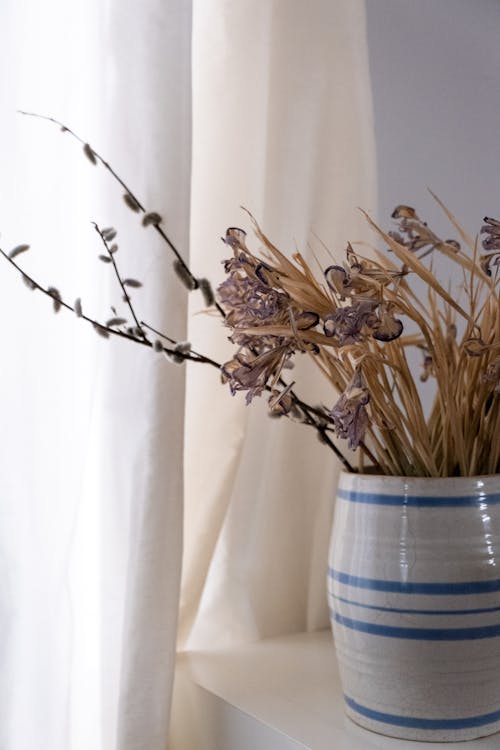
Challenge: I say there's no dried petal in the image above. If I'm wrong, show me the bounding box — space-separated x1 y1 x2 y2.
224 227 247 249
372 311 403 342
391 205 417 219
324 265 349 296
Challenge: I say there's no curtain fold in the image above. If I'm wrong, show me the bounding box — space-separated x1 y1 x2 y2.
0 1 375 748
181 0 376 651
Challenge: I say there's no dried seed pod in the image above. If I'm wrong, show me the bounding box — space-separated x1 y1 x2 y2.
9 244 30 259
99 255 112 263
109 244 118 254
123 278 142 288
74 298 83 317
101 227 117 242
93 323 109 338
22 274 37 290
173 259 197 290
142 212 162 227
105 317 127 327
47 286 62 313
174 341 191 355
198 278 215 307
153 339 164 353
123 193 141 212
83 143 97 165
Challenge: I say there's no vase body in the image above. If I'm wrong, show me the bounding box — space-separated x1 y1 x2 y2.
328 472 500 742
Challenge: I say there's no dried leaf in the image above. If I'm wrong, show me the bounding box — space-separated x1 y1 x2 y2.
123 278 142 288
123 193 141 212
142 212 162 227
9 244 30 259
83 143 97 165
74 298 83 317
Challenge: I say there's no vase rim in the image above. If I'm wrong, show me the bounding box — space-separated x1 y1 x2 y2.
338 472 500 494
340 472 499 481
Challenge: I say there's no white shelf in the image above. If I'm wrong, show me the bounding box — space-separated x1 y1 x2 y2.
169 630 498 750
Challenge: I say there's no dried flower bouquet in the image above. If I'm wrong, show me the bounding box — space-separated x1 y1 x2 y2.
2 113 499 477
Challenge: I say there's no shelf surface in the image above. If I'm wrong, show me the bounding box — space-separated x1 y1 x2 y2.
170 630 499 750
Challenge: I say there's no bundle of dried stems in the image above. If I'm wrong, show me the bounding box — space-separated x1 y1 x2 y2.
2 113 499 477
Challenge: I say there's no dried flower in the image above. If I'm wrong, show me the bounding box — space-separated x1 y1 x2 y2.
330 368 370 450
480 217 500 277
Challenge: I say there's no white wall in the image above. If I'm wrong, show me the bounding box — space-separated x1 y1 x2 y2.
366 0 500 235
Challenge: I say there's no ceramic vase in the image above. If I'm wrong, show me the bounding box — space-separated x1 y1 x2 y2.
328 471 500 742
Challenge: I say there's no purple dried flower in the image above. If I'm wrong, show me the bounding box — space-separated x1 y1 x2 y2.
323 300 378 344
330 368 370 450
480 217 500 276
221 345 292 404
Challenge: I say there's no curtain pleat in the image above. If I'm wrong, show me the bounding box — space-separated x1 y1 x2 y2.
181 0 376 650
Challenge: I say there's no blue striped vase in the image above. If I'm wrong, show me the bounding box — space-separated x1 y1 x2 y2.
327 471 500 742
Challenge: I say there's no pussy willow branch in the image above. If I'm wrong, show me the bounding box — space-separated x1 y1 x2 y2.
18 110 200 291
0 247 217 366
92 222 149 342
12 111 361 471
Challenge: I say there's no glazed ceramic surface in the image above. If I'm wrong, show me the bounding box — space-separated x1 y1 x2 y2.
327 472 500 742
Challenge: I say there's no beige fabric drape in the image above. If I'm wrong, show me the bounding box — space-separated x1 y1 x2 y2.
181 0 376 651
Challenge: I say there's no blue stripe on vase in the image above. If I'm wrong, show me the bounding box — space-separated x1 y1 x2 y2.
332 611 500 640
345 695 500 730
337 487 500 507
330 592 500 616
329 568 500 595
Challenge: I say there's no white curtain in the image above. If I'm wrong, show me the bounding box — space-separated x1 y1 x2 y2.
0 2 375 749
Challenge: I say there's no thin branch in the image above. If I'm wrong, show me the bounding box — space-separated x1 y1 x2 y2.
92 222 148 342
0 247 207 365
18 110 198 289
